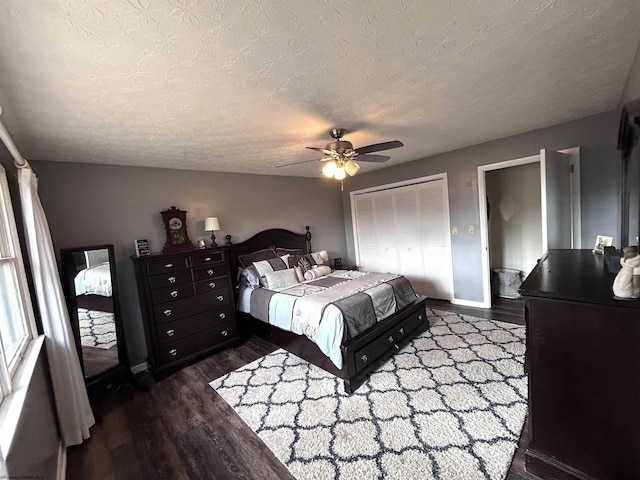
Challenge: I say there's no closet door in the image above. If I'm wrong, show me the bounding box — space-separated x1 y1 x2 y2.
352 177 453 300
373 190 398 274
353 194 378 272
395 187 425 293
417 180 452 299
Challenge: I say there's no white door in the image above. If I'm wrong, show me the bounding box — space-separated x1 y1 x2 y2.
540 148 573 249
352 176 453 300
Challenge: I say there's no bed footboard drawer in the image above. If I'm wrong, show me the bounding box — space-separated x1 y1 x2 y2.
353 328 397 372
395 308 427 342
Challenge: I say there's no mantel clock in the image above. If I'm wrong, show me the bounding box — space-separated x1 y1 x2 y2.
161 206 194 254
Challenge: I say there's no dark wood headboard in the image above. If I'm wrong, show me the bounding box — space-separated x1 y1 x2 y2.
229 226 312 279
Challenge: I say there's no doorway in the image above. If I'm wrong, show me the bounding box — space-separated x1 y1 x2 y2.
478 148 581 308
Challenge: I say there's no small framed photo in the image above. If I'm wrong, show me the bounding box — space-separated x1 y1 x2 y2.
593 235 613 254
135 239 151 257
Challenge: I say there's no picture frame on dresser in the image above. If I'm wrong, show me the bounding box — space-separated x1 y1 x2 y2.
131 246 241 377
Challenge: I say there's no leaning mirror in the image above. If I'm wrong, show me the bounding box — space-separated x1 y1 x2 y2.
60 244 131 391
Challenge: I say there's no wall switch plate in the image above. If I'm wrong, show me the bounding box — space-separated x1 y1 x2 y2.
468 225 475 234
452 227 458 235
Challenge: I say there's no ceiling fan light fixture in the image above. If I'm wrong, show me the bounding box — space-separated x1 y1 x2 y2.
334 166 346 180
345 160 360 176
322 160 338 177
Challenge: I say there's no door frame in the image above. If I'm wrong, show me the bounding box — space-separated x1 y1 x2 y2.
477 147 580 308
350 172 454 300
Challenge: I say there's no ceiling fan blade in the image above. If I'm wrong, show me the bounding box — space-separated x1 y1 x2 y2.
356 154 391 163
306 146 335 156
355 140 404 155
276 158 324 168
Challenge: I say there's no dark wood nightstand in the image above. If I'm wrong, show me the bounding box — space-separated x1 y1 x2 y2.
333 265 357 271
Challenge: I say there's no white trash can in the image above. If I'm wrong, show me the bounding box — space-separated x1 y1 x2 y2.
492 268 523 299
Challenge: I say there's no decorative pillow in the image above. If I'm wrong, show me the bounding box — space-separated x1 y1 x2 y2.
238 265 261 289
310 252 326 265
304 265 332 281
264 268 299 290
293 266 305 282
253 258 288 286
276 247 305 257
287 254 316 273
238 247 277 268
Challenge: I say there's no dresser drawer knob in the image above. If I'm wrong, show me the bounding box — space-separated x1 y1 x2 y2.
221 330 228 336
207 269 214 275
399 327 405 335
388 335 394 343
170 290 178 298
168 276 176 283
166 329 175 337
217 295 224 302
165 263 174 268
361 354 368 363
219 313 226 319
209 282 216 288
205 257 212 262
418 314 423 320
163 309 172 316
169 348 178 356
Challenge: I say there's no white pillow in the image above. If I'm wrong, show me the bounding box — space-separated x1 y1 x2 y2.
264 268 299 290
304 265 332 281
310 252 326 265
253 258 288 285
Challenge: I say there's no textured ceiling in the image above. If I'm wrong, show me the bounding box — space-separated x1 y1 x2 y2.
0 0 639 177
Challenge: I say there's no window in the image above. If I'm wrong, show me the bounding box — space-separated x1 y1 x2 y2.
0 165 36 401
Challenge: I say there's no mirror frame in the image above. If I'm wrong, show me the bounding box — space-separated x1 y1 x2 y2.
60 244 131 391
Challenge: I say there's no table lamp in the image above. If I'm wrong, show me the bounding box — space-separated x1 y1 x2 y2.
204 217 220 247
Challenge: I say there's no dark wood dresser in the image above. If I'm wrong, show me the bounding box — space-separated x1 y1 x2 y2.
132 247 239 376
520 249 640 480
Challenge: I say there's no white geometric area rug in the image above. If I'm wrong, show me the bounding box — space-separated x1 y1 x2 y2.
210 309 527 480
78 308 117 349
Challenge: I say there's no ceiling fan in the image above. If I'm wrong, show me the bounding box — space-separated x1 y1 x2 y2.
277 128 404 184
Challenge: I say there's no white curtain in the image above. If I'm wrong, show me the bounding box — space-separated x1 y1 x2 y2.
18 167 95 446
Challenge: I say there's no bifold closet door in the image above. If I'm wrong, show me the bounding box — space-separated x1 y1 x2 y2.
353 178 452 300
416 180 452 299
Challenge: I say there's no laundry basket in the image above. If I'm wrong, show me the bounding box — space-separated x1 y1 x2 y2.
492 268 523 299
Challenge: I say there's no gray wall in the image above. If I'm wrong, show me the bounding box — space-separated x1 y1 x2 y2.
342 110 621 303
30 161 347 366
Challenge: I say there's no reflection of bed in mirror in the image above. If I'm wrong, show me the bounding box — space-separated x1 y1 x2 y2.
60 244 140 391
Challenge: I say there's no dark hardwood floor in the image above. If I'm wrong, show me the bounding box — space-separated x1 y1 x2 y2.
67 298 533 480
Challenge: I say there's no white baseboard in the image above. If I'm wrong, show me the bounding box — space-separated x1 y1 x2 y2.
57 440 66 480
131 362 149 374
451 298 490 308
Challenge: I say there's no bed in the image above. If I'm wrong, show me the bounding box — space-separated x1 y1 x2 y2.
230 226 429 393
74 249 114 313
74 262 112 297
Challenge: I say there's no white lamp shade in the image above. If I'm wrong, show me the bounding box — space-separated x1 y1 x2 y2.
334 166 346 180
204 217 220 231
345 160 360 176
319 250 329 262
